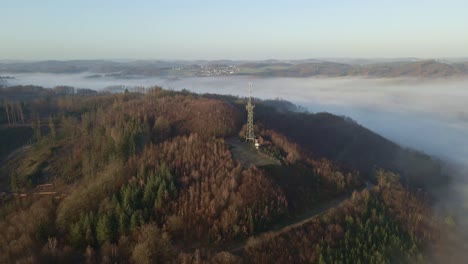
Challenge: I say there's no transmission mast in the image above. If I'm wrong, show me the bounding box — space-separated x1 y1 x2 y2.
245 82 255 142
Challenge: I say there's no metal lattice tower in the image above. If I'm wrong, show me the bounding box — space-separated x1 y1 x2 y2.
245 82 255 142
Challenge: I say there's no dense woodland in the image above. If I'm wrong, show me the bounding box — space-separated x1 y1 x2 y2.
242 171 436 263
0 85 454 263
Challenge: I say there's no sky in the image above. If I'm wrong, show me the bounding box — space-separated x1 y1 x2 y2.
1 0 468 60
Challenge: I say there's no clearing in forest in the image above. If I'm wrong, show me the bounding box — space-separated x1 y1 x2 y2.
226 137 280 168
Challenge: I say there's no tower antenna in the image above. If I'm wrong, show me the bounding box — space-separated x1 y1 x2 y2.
245 82 255 143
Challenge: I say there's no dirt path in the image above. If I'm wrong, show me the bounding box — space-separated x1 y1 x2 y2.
220 192 355 254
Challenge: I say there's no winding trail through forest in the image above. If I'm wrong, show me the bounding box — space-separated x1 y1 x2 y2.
223 192 356 254
220 137 362 254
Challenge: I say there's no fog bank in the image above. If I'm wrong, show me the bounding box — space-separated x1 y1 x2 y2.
5 73 468 166
5 72 468 254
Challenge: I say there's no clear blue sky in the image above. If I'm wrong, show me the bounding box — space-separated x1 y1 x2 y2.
2 0 468 60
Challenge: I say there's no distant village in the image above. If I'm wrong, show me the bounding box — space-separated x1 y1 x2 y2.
171 64 240 77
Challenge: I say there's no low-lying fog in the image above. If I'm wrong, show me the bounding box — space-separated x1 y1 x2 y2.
5 73 468 165
5 72 468 255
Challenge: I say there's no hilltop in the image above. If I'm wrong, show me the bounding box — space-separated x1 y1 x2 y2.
0 86 453 263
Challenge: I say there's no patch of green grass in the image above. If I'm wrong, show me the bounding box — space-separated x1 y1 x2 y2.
226 137 280 168
3 143 52 191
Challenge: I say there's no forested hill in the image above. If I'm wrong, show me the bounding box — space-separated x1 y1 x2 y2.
0 86 452 263
1 59 467 78
253 100 445 190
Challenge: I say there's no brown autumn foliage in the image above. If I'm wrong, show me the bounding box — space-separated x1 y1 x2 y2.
176 250 241 264
242 171 437 264
259 129 301 164
0 88 447 263
257 128 361 207
376 170 436 242
263 128 359 187
0 198 57 263
254 102 445 189
128 134 288 243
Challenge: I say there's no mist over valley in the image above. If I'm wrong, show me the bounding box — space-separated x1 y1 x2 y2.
3 0 468 262
2 66 468 262
4 72 468 166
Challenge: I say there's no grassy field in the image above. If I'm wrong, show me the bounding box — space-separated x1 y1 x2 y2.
0 143 52 193
226 137 280 167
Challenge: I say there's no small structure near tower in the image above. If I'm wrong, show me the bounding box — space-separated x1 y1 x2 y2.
245 83 260 149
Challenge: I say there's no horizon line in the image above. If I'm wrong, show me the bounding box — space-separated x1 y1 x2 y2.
1 57 468 63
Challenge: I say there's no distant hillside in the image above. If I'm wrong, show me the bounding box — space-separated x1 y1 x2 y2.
353 60 466 78
0 60 181 75
247 60 467 78
256 62 352 77
1 59 468 78
0 60 121 74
